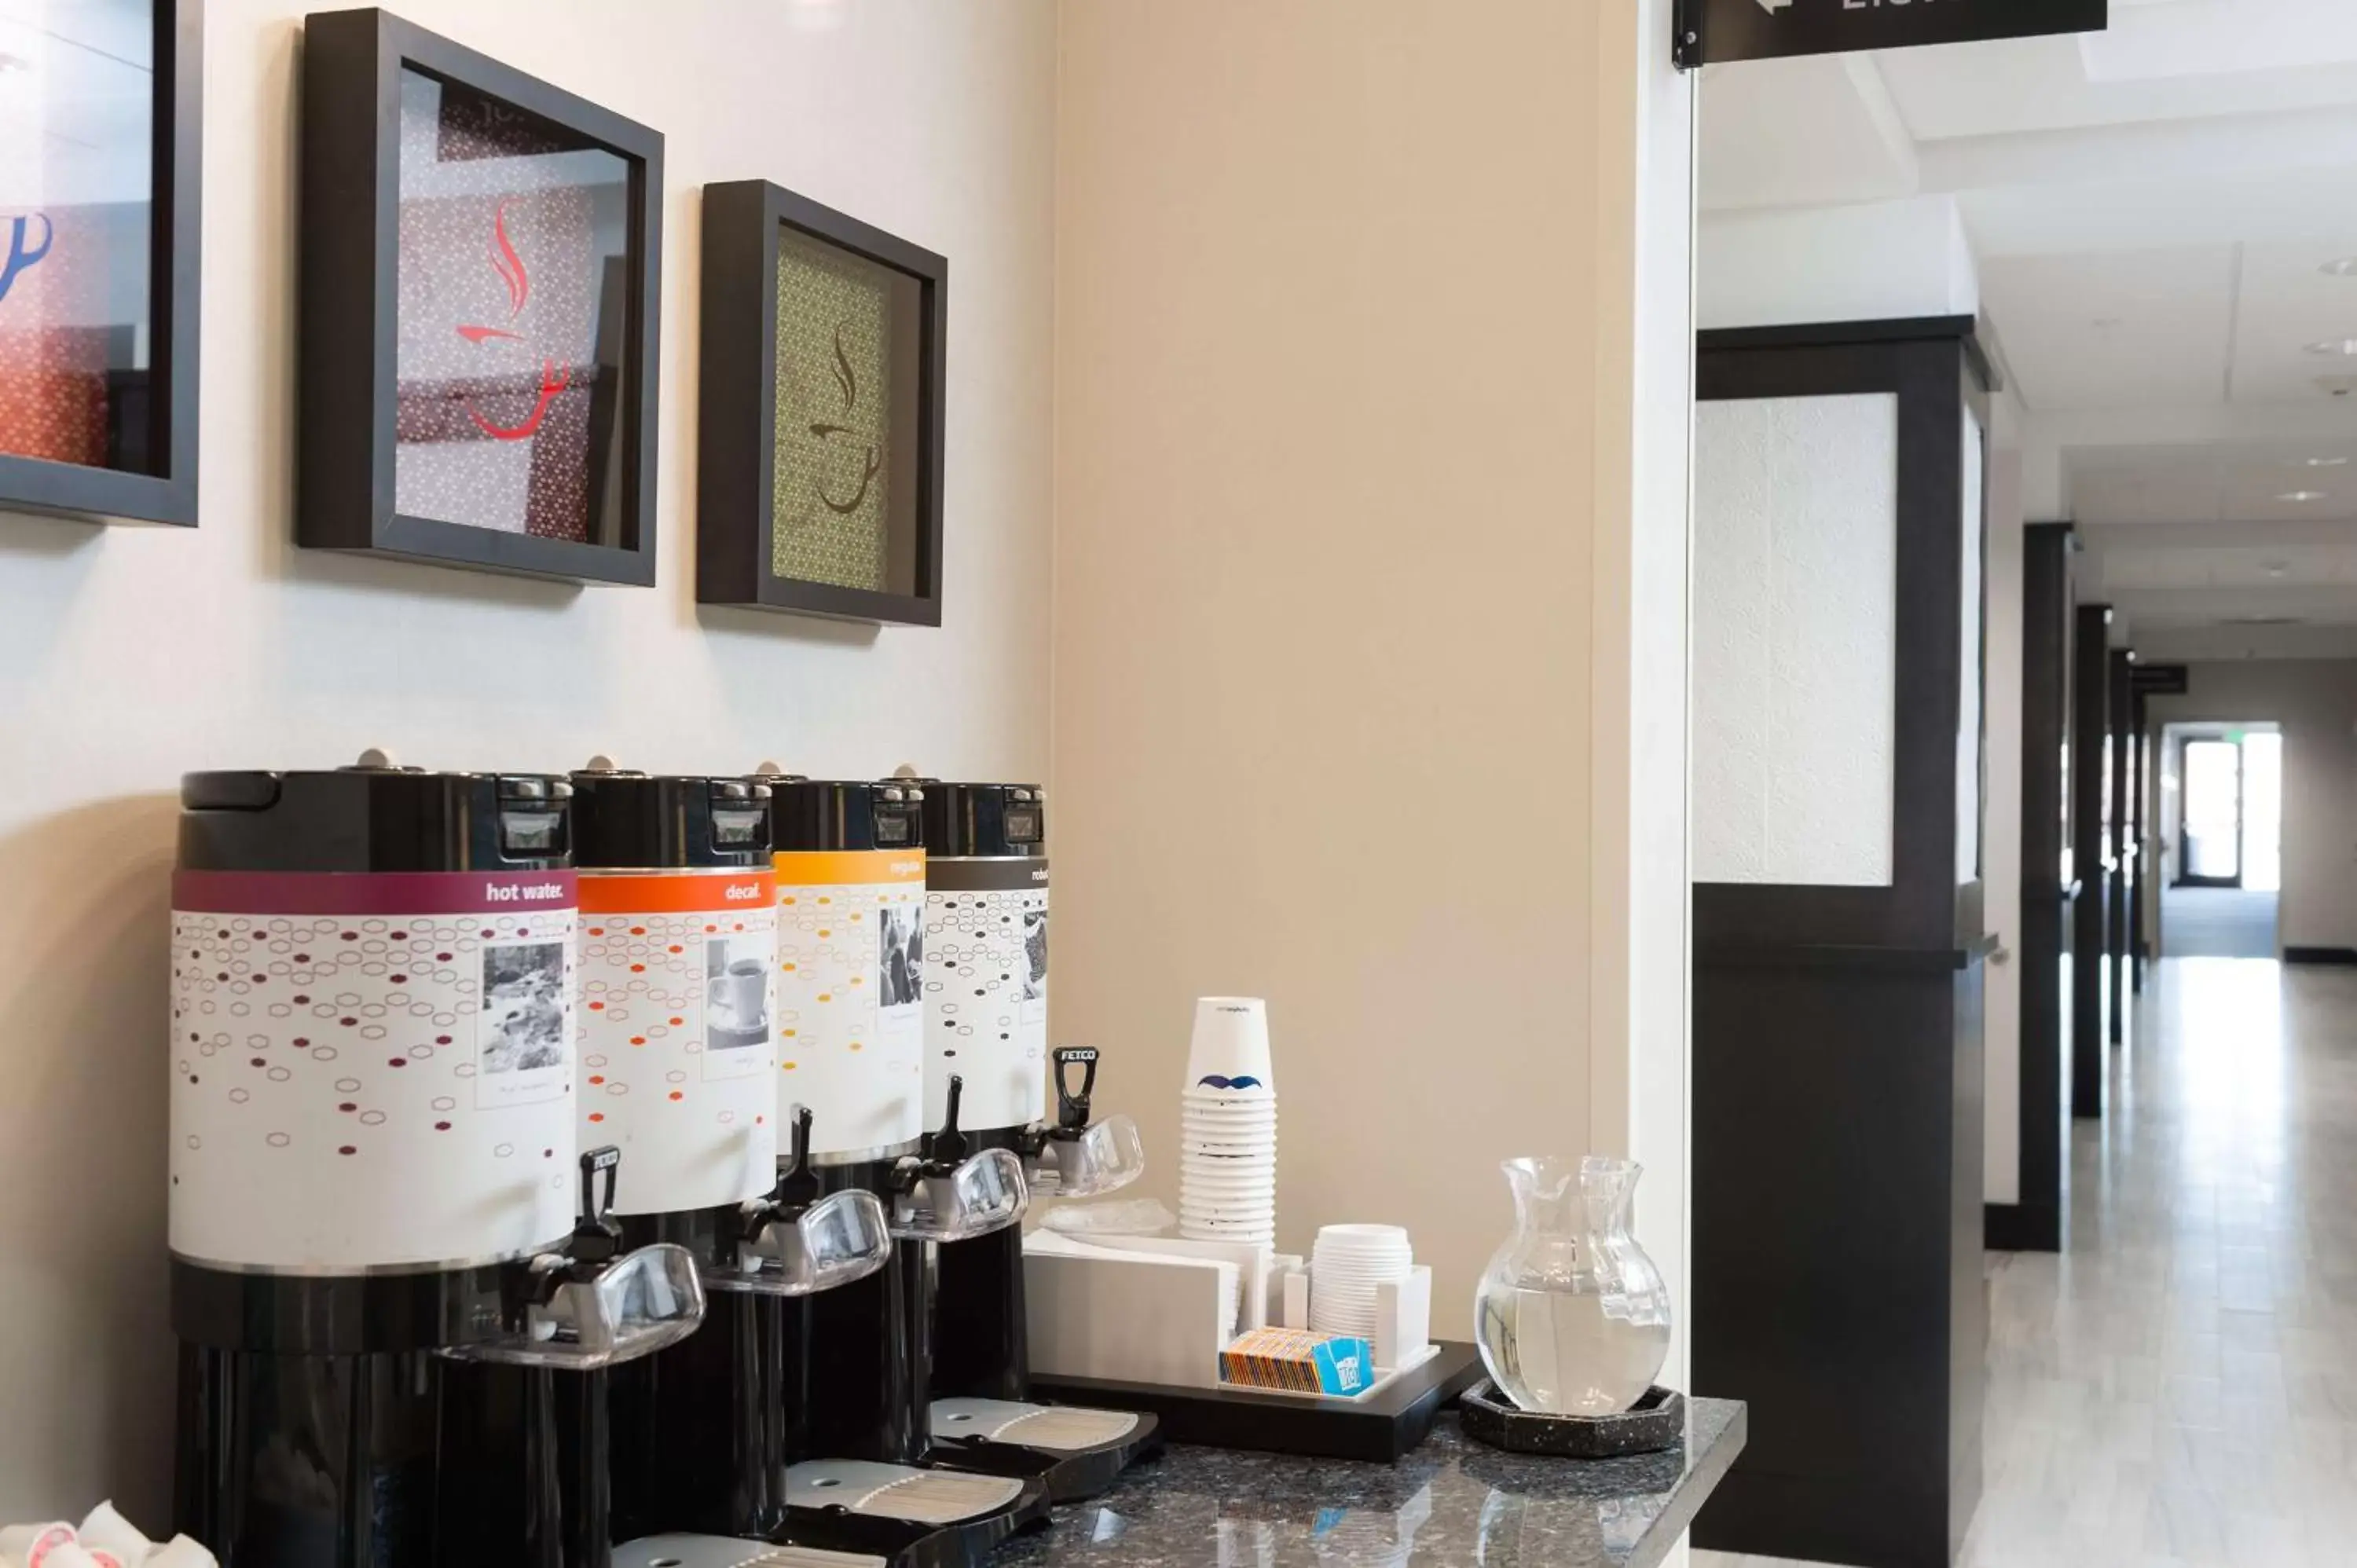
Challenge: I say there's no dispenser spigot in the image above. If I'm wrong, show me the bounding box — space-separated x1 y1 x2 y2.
1050 1046 1098 1139
519 1146 625 1310
717 1106 892 1297
567 1145 625 1269
451 1146 707 1369
886 1075 1028 1241
1027 1048 1148 1202
772 1103 821 1209
926 1074 970 1170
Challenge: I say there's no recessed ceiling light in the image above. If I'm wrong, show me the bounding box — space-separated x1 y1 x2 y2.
2305 339 2357 357
2265 562 2291 578
2278 490 2330 503
2299 456 2351 467
2325 258 2357 277
0 53 29 75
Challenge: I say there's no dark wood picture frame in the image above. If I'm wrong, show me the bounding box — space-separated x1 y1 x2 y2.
0 0 201 527
298 7 662 585
698 180 946 626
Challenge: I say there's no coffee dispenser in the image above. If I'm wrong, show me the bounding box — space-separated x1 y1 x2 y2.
909 777 1160 1500
170 757 702 1568
567 764 904 1562
720 773 1052 1562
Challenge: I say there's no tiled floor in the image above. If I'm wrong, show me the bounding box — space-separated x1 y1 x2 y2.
2161 887 2280 960
1698 958 2357 1568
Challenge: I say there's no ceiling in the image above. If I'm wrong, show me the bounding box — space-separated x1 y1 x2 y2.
1700 0 2357 658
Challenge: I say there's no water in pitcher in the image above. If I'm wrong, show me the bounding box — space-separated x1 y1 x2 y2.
1476 1279 1670 1417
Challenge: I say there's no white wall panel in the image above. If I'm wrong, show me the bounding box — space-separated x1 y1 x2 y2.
1694 394 1899 886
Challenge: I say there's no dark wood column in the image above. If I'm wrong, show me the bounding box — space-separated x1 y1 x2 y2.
2071 604 2111 1117
1987 522 2073 1255
1692 317 1989 1568
2107 650 2134 1044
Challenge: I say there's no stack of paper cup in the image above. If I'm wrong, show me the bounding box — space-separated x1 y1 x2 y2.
1178 997 1277 1245
1309 1224 1413 1341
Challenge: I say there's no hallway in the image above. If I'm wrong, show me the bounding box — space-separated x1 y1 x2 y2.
1701 958 2357 1568
2161 888 2281 962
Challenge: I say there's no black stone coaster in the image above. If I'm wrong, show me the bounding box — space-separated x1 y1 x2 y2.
1458 1381 1686 1458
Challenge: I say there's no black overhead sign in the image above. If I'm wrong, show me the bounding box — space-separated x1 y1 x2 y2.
1675 0 2108 70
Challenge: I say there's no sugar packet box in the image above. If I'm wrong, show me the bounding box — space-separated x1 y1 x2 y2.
1219 1327 1373 1397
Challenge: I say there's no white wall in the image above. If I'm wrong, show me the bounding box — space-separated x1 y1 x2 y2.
1981 442 2027 1207
1050 0 1694 1355
2145 661 2357 952
0 0 1055 1520
1698 194 1978 332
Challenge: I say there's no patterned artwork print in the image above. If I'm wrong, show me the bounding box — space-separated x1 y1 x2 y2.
772 231 891 592
0 0 158 472
394 70 630 542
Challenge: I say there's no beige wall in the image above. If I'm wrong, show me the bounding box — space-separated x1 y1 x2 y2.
1051 0 1690 1329
0 0 1055 1520
2145 661 2357 953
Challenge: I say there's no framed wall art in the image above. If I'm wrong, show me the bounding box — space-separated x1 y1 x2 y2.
698 181 945 626
0 0 201 526
299 8 662 584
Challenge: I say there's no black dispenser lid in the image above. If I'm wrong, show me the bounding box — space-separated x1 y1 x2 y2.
910 775 1046 858
178 751 574 873
569 760 773 870
753 764 926 854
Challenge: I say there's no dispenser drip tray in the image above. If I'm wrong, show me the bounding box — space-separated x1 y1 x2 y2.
786 1462 1029 1526
931 1398 1143 1453
614 1539 888 1568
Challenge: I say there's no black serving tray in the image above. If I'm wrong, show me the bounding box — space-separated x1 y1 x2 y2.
1459 1380 1686 1457
1026 1342 1486 1464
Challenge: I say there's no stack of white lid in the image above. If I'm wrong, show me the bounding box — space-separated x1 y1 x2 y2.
1309 1224 1413 1341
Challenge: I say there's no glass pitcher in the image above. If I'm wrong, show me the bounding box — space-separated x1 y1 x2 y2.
1474 1156 1671 1416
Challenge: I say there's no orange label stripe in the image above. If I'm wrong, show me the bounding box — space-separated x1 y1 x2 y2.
772 849 926 888
577 870 776 915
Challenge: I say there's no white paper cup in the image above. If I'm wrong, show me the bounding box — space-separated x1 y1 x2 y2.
1188 1174 1282 1197
1182 1158 1276 1179
1182 1183 1277 1203
1186 997 1274 1093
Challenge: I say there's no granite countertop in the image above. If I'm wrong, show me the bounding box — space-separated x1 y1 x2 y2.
992 1398 1746 1568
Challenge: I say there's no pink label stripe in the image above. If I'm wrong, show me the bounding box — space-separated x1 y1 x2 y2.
172 870 579 916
